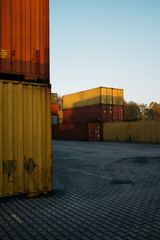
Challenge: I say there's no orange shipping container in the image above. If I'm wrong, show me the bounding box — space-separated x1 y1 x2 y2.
0 0 49 83
51 104 58 115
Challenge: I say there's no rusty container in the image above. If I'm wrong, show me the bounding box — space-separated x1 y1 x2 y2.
0 80 52 198
0 0 49 83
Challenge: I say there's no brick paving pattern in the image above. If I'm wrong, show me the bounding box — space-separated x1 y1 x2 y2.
0 140 160 239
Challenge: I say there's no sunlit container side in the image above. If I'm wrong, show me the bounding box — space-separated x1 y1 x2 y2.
0 80 52 198
63 88 101 109
112 89 123 105
63 105 123 124
0 0 49 83
51 104 58 115
101 88 113 105
58 110 63 124
103 121 160 143
63 87 123 110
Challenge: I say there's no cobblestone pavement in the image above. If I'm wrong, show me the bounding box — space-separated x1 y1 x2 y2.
0 140 160 240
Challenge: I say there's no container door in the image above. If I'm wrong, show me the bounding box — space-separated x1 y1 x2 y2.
88 123 100 141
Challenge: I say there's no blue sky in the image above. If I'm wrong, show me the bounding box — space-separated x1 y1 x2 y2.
50 0 160 105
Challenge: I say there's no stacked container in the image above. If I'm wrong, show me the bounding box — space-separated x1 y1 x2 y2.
57 96 63 124
63 87 123 124
0 0 52 198
51 93 58 125
58 110 63 124
52 122 101 141
52 87 123 141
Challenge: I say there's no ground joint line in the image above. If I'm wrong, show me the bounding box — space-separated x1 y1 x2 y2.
55 164 114 180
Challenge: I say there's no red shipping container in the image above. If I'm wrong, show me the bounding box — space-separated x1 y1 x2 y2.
52 123 88 141
0 0 49 83
52 123 101 141
63 105 123 124
88 123 101 141
51 104 58 115
113 106 123 122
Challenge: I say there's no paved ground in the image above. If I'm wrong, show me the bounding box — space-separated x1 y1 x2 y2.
1 140 160 239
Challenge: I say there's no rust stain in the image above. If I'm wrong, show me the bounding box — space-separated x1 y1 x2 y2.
3 160 17 182
23 157 37 174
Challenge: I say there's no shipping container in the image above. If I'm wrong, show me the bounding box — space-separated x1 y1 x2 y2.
52 123 88 141
51 93 58 104
88 123 100 141
51 104 58 115
52 123 101 141
0 0 49 83
63 87 123 110
0 80 52 198
58 110 63 124
63 105 123 124
103 121 160 143
113 106 123 122
51 115 58 126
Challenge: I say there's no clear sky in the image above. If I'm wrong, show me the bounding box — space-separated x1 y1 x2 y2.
50 0 160 105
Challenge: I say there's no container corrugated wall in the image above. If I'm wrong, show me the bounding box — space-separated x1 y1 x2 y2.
63 105 123 124
52 123 100 141
101 88 123 105
88 123 100 141
52 123 88 141
51 93 58 104
103 121 160 143
58 110 63 124
63 87 123 110
0 80 52 197
0 0 49 82
51 104 58 115
63 88 101 109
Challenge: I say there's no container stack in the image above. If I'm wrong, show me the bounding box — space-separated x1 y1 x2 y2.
0 0 52 198
58 110 63 124
51 93 58 126
63 87 123 124
57 97 63 124
52 87 123 141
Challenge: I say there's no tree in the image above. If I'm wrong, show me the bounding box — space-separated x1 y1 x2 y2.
123 100 141 121
139 104 148 121
147 102 160 120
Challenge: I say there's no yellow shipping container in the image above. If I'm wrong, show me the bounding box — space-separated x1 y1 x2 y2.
103 121 160 143
0 80 52 198
63 87 123 110
58 110 63 124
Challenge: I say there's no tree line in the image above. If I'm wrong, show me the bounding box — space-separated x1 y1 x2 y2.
123 101 160 121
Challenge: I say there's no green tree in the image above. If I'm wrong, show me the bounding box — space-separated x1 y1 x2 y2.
123 100 141 121
147 102 160 120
